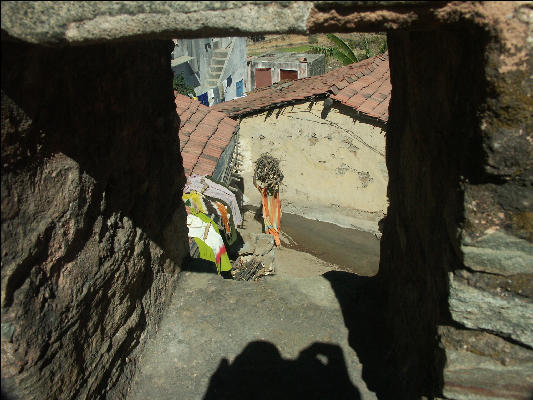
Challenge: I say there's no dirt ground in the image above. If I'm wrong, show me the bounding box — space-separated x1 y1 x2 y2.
237 208 340 278
237 208 380 278
128 267 379 400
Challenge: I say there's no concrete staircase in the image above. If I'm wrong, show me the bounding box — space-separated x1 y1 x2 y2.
206 42 232 88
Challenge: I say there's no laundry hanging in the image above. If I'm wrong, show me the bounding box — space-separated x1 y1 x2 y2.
192 237 216 266
184 174 242 225
183 191 207 214
198 92 209 106
183 189 238 245
186 210 231 274
209 198 237 246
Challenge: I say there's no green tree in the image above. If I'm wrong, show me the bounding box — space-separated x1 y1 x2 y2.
311 33 387 66
173 72 196 97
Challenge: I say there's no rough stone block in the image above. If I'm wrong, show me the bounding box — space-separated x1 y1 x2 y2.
262 248 277 273
449 272 533 348
238 232 275 257
0 1 312 45
439 325 533 400
462 231 533 275
1 39 188 400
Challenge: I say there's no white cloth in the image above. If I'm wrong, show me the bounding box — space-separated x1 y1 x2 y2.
186 214 224 259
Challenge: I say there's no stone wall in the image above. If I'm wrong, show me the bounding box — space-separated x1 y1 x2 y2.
1 2 532 400
1 40 188 399
380 20 533 400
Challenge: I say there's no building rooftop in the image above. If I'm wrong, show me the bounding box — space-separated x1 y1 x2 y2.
176 54 390 178
175 93 239 177
171 55 194 68
252 52 324 63
212 52 390 123
331 54 390 122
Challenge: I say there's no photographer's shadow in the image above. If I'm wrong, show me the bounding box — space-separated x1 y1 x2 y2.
203 341 361 400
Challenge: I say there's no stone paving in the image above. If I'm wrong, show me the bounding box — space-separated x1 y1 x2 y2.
127 271 377 400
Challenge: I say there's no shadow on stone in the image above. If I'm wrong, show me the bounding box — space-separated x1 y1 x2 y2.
225 230 245 260
203 341 361 400
0 388 13 400
322 271 392 399
181 255 218 274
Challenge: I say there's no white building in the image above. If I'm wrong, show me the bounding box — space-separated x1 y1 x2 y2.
171 37 247 106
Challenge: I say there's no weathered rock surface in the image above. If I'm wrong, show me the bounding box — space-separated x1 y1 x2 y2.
0 1 312 45
462 231 533 275
5 1 520 47
235 232 277 279
1 2 532 400
449 271 533 348
439 326 533 400
377 28 490 398
128 271 377 400
379 6 533 397
1 39 188 399
238 232 275 258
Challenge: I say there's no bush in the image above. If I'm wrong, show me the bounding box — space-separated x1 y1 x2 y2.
173 72 196 97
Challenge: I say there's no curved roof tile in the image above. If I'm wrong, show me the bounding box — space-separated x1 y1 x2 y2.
175 93 239 177
212 52 390 123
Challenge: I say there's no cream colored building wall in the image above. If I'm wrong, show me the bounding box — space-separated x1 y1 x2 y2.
238 99 388 233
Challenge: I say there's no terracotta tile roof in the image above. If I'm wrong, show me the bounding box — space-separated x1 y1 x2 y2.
212 53 390 123
331 54 391 122
175 93 239 177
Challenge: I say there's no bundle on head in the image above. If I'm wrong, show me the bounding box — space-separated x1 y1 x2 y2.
254 152 284 194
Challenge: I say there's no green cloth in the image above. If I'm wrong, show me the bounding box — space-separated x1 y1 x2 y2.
193 237 216 263
190 209 232 274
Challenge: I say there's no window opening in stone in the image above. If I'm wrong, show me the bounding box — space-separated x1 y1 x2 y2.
4 4 531 400
176 33 389 280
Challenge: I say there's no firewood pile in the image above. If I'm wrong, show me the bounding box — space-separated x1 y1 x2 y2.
231 255 274 281
254 152 284 195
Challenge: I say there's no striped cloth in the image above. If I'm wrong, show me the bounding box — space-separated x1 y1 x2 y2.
183 190 238 246
184 174 242 225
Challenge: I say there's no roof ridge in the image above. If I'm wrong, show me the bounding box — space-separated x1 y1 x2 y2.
211 52 389 118
331 54 391 123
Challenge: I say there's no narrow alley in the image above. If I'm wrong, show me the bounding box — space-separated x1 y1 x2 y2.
2 3 532 400
127 208 382 400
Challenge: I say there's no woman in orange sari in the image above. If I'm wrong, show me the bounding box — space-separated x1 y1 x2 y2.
253 174 282 246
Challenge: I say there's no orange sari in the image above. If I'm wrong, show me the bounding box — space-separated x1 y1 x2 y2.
260 187 282 246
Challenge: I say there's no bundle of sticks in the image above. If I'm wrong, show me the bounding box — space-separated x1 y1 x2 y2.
254 152 284 195
232 257 264 281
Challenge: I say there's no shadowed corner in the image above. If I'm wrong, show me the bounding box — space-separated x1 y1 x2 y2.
203 341 361 400
180 255 218 274
322 271 393 399
1 386 13 400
